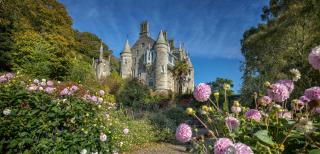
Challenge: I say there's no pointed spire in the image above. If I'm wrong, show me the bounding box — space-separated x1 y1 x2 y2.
156 30 166 44
122 39 131 54
99 41 103 61
179 43 182 51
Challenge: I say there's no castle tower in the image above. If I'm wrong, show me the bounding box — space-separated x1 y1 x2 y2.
120 39 133 79
139 21 150 37
96 42 111 80
155 30 169 91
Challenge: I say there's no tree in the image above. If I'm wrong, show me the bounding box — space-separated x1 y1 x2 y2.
172 60 190 95
240 0 320 103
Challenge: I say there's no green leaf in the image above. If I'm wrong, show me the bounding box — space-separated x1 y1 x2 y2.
254 130 275 146
309 149 320 154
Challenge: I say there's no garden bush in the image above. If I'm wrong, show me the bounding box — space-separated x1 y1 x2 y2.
0 73 114 153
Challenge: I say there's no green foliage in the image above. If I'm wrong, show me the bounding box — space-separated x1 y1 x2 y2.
0 78 111 153
241 0 320 103
0 0 119 81
117 79 154 109
172 60 191 95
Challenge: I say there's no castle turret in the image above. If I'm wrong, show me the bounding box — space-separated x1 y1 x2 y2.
155 30 169 91
120 39 133 79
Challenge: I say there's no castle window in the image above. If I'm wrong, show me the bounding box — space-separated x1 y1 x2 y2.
141 43 145 48
136 50 138 55
161 65 165 73
149 81 153 86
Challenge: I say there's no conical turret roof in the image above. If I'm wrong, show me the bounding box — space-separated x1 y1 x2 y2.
156 30 166 44
121 39 131 54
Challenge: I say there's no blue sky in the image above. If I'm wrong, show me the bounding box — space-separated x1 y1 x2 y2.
59 0 268 93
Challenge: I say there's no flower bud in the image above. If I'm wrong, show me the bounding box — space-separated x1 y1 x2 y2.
186 107 194 115
233 100 240 107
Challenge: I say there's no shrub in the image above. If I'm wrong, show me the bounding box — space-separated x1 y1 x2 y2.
0 74 113 153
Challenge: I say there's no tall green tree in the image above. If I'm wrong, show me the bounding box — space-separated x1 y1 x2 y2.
240 0 320 103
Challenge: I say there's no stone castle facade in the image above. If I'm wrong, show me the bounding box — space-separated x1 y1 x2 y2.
92 43 111 80
120 21 194 94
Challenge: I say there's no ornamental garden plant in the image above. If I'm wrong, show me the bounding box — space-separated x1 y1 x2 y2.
175 46 320 154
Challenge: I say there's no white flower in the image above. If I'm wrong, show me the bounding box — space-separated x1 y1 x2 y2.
91 152 98 154
3 108 11 115
38 86 44 91
297 118 314 133
33 79 39 84
100 133 107 142
290 68 301 81
119 141 124 147
123 128 129 135
80 149 87 154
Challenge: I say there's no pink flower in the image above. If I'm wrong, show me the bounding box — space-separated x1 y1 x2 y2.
278 111 292 120
99 90 105 96
45 87 55 94
0 75 7 83
225 116 240 131
33 79 40 84
245 109 261 122
214 138 234 154
304 87 320 101
315 107 320 114
175 123 192 143
267 83 290 102
47 80 54 87
123 128 129 135
299 96 310 104
258 96 272 106
100 133 107 142
193 83 211 102
27 85 37 91
231 106 241 113
70 85 79 92
234 143 254 154
91 96 98 102
60 88 70 96
276 80 294 93
308 46 320 70
5 73 14 79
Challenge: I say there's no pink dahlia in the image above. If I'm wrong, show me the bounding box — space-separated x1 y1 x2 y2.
45 87 55 94
47 80 54 87
231 106 241 113
234 143 254 154
90 96 98 102
60 88 70 96
258 96 272 106
5 73 14 80
99 90 105 96
175 123 192 143
0 75 7 83
267 83 290 102
70 85 79 92
299 96 310 103
278 111 292 120
245 109 261 122
193 83 211 102
304 87 320 101
276 80 294 93
308 46 320 70
214 138 234 154
225 116 240 131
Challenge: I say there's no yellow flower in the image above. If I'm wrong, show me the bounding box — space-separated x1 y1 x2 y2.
186 107 194 115
264 81 271 87
208 107 214 112
201 105 209 112
223 83 230 90
279 144 284 151
213 92 220 97
233 100 240 107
